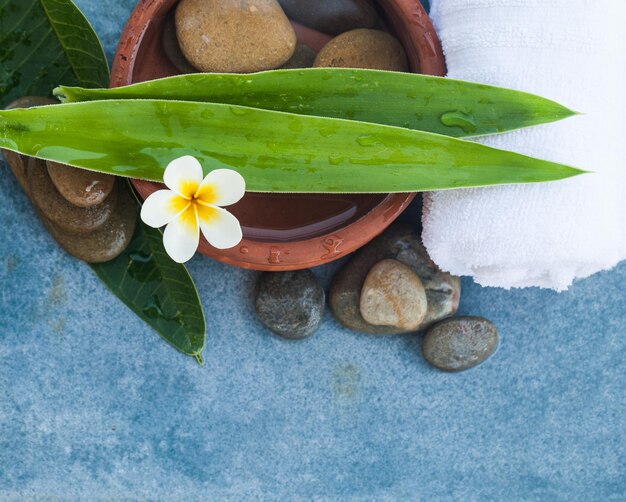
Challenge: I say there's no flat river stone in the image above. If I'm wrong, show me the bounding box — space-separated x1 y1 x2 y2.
27 158 117 234
330 223 461 335
162 13 197 74
41 182 137 264
255 270 325 339
278 0 378 35
422 317 499 372
280 42 317 69
47 161 115 208
175 0 296 73
360 259 427 331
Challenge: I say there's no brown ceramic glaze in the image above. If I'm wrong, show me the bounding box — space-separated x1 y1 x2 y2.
111 0 445 271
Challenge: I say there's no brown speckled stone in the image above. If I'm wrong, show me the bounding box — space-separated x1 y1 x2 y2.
422 317 499 372
47 161 115 208
175 0 296 73
27 158 117 234
278 0 378 35
314 29 408 71
41 182 137 264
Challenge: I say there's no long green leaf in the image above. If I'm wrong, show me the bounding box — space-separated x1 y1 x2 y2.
0 99 584 193
91 220 206 362
54 69 576 137
0 0 109 108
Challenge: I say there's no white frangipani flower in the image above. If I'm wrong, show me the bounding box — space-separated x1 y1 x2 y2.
141 156 245 263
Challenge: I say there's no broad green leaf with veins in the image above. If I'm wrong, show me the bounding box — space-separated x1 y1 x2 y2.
0 0 109 107
0 0 206 360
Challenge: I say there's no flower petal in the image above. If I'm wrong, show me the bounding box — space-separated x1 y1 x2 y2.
197 204 243 249
164 156 204 199
162 205 200 263
140 189 189 228
196 169 246 207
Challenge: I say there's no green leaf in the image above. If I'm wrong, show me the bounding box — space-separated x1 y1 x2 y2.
0 0 109 108
0 0 206 360
90 219 205 361
54 69 577 138
0 99 584 193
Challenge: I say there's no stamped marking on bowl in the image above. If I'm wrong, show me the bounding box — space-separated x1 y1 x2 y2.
409 4 427 29
321 235 344 260
422 32 437 58
269 246 282 264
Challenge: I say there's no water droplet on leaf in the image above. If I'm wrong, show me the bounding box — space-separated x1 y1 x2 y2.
356 134 382 147
440 111 477 133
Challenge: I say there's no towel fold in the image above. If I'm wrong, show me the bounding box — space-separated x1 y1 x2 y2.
423 0 626 290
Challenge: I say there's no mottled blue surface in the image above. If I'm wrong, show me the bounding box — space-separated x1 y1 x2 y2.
0 1 624 500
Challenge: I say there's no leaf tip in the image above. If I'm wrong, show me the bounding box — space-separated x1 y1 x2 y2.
194 352 205 366
53 86 69 103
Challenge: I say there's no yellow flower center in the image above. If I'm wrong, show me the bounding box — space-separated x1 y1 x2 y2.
174 182 220 230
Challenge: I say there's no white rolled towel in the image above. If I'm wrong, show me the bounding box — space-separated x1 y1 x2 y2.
422 0 626 290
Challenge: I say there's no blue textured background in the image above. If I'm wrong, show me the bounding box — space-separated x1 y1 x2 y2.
0 1 624 500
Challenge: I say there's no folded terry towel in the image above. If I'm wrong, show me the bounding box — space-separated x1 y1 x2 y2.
423 0 626 290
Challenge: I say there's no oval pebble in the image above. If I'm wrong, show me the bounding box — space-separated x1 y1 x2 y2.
40 182 137 263
47 161 116 208
255 270 325 339
359 259 427 331
422 317 499 372
280 42 317 69
278 0 378 35
314 29 408 71
162 14 198 74
175 0 296 73
27 158 117 234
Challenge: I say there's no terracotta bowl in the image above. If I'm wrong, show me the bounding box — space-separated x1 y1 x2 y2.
111 0 445 271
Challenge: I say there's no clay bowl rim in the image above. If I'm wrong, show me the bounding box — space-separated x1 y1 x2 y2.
110 0 446 271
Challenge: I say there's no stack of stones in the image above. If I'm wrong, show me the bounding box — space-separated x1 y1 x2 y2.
255 223 499 372
3 98 136 263
165 0 409 74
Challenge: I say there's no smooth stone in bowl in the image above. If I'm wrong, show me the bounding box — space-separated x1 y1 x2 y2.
422 317 499 372
27 158 117 234
314 29 408 71
47 161 116 208
162 13 197 74
40 182 137 263
280 42 317 69
175 0 297 72
278 0 378 35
